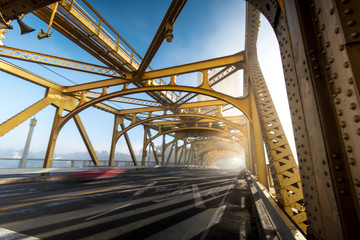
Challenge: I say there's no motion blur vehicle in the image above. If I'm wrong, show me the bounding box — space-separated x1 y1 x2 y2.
67 166 126 180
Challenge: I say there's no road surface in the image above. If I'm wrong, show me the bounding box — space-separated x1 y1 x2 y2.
0 168 259 239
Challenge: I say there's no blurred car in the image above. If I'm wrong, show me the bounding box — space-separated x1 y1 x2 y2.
67 166 125 180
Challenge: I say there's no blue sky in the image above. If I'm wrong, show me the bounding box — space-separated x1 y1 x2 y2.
0 0 295 160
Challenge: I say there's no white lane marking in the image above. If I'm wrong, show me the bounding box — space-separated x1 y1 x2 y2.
214 205 226 224
153 188 192 203
133 181 158 197
192 184 206 208
241 196 245 209
200 174 238 240
240 219 247 239
85 203 131 221
0 228 39 240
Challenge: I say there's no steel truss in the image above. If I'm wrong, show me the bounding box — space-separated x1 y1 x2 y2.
1 0 359 238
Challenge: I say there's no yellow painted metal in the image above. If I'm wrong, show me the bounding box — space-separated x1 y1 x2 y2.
142 52 244 80
249 86 269 189
246 6 306 231
0 97 54 137
0 58 63 91
0 46 121 77
73 114 100 166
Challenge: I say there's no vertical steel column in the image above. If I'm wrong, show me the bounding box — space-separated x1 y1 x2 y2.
142 125 148 166
43 107 62 168
161 134 166 165
109 114 121 166
174 140 178 165
73 114 100 166
249 87 269 189
165 142 174 166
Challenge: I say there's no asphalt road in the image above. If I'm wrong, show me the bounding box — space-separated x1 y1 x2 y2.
0 168 259 240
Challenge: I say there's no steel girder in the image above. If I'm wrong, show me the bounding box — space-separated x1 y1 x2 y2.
246 0 360 238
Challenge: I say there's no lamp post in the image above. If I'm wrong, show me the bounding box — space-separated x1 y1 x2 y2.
19 118 37 168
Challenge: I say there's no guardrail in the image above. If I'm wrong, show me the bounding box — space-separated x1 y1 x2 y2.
0 158 136 168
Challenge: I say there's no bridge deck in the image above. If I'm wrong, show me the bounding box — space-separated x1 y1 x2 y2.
0 168 303 239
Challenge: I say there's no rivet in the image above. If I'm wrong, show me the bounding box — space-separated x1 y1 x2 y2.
322 160 326 165
313 65 319 70
347 20 356 26
324 41 330 48
316 8 321 14
337 177 345 183
320 24 325 30
329 79 334 84
335 165 342 170
326 183 330 187
346 89 353 96
340 190 348 196
311 57 317 62
329 8 335 15
318 33 322 38
344 9 353 15
336 87 341 93
322 49 327 54
335 98 340 104
351 32 360 38
337 110 343 116
335 27 339 34
314 18 319 23
349 158 356 165
355 179 360 187
329 58 334 63
348 77 354 84
343 133 349 140
354 115 360 122
340 121 346 128
339 44 345 51
325 171 328 176
332 153 340 159
344 61 349 68
341 0 349 3
309 49 315 53
350 103 357 110
357 128 360 135
315 74 321 79
325 64 330 69
346 146 352 152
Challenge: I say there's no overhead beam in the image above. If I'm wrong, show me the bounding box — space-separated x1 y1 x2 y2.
141 51 245 80
136 0 188 76
0 58 63 91
0 46 121 77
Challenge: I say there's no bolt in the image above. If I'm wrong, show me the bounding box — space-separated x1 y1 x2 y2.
350 103 357 110
343 133 349 140
346 146 352 152
348 77 354 84
355 179 360 187
347 20 356 26
335 165 343 170
335 98 340 104
354 115 360 122
344 9 353 15
344 61 349 68
351 32 360 38
337 110 343 116
340 121 346 128
349 158 356 165
346 89 353 96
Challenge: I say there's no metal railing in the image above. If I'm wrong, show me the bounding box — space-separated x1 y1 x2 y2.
0 158 134 168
